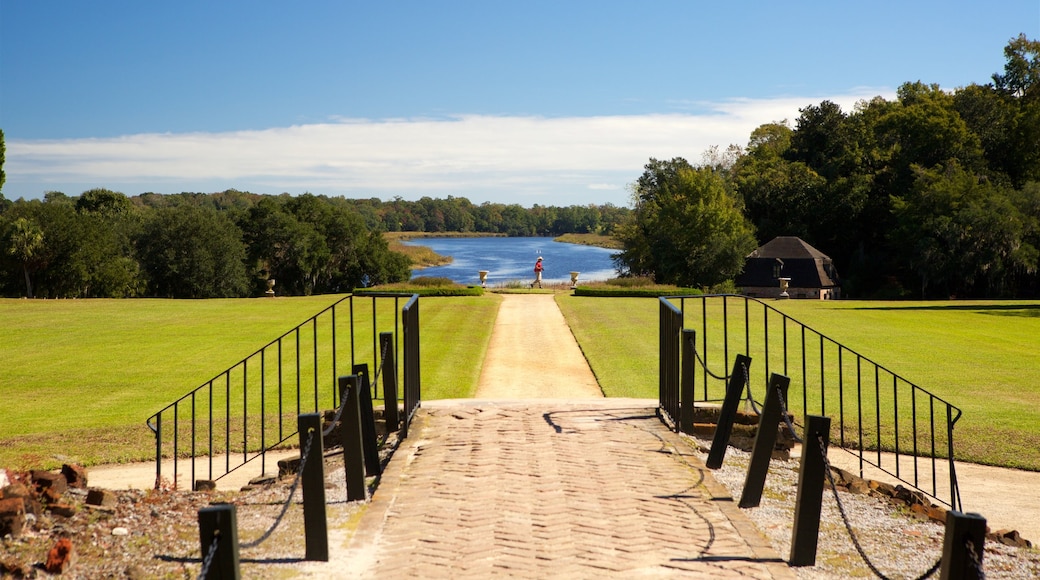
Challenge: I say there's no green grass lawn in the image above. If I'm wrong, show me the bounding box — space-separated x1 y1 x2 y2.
0 294 501 469
765 300 1040 471
558 295 1040 471
4 294 1039 473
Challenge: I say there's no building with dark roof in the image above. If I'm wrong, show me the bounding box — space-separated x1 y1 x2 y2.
735 236 841 299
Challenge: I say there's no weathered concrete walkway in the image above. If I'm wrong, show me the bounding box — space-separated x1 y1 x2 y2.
300 294 794 578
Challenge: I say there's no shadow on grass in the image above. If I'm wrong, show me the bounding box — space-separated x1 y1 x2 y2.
850 303 1040 317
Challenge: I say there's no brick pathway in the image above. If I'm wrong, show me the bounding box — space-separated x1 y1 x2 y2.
339 399 795 579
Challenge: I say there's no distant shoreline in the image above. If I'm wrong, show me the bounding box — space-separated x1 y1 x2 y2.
387 232 620 270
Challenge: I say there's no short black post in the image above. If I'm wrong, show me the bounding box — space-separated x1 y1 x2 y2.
679 330 696 435
298 413 328 562
706 354 752 469
339 375 368 502
380 332 400 432
789 414 831 567
352 363 382 477
198 504 240 579
940 511 987 580
739 373 790 508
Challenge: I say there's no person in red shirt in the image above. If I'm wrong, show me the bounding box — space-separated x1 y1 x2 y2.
533 257 544 288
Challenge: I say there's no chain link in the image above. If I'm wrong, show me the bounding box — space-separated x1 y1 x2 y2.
692 348 730 382
966 537 986 579
198 533 220 580
816 434 943 580
240 427 316 549
740 363 761 415
323 340 391 437
773 383 802 444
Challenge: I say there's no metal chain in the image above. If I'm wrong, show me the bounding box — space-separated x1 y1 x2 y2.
966 538 986 579
740 363 761 415
322 387 350 438
691 351 761 416
240 427 316 549
773 382 802 444
370 339 391 390
692 348 730 381
198 533 220 580
816 434 943 580
323 340 391 437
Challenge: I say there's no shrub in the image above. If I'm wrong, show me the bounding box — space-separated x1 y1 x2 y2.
573 285 702 297
605 276 656 288
409 276 456 287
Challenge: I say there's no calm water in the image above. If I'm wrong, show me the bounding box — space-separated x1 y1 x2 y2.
405 237 619 286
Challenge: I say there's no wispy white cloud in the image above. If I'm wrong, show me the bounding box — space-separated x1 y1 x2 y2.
5 90 893 206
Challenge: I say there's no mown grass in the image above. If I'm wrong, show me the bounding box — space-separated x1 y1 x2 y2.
5 294 1039 473
0 294 499 469
766 300 1040 471
557 295 1040 471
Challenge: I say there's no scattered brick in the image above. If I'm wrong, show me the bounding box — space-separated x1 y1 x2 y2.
45 537 76 574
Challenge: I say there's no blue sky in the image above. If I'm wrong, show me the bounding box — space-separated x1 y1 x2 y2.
2 1 1037 207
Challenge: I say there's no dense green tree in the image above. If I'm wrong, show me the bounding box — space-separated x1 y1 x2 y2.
615 158 757 287
76 188 132 216
993 33 1040 100
137 204 250 298
6 217 44 297
890 163 1038 297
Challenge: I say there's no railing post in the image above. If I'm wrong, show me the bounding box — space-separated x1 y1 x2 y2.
381 332 400 432
352 364 382 477
680 329 696 434
151 415 162 489
298 413 328 562
789 414 831 567
706 354 752 469
739 373 790 508
339 375 368 502
940 511 987 580
198 504 241 579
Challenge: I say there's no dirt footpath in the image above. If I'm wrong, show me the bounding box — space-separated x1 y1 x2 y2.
474 293 603 399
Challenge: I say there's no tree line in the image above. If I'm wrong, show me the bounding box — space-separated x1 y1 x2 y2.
3 35 1038 300
616 34 1040 299
0 186 629 298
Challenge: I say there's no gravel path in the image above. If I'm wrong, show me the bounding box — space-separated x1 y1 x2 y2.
474 293 602 399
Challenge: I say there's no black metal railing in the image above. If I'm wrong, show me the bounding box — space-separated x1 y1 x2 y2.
146 293 420 490
659 294 963 510
401 293 421 438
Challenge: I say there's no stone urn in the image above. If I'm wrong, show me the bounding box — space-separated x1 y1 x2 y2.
570 271 580 288
266 279 276 297
478 270 489 288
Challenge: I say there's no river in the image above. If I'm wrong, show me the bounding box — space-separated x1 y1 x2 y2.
404 236 619 286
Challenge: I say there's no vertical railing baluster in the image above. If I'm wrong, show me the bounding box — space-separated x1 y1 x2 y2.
800 326 807 413
893 373 899 479
243 361 248 464
838 348 845 447
819 334 825 417
208 380 213 481
332 303 338 396
173 403 179 490
857 355 864 476
874 366 881 466
191 391 196 489
225 372 230 474
260 350 266 475
278 338 284 443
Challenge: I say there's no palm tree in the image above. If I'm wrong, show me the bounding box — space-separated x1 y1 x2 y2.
8 217 44 298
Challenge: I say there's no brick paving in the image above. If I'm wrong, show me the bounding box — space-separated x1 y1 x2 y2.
341 399 795 579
